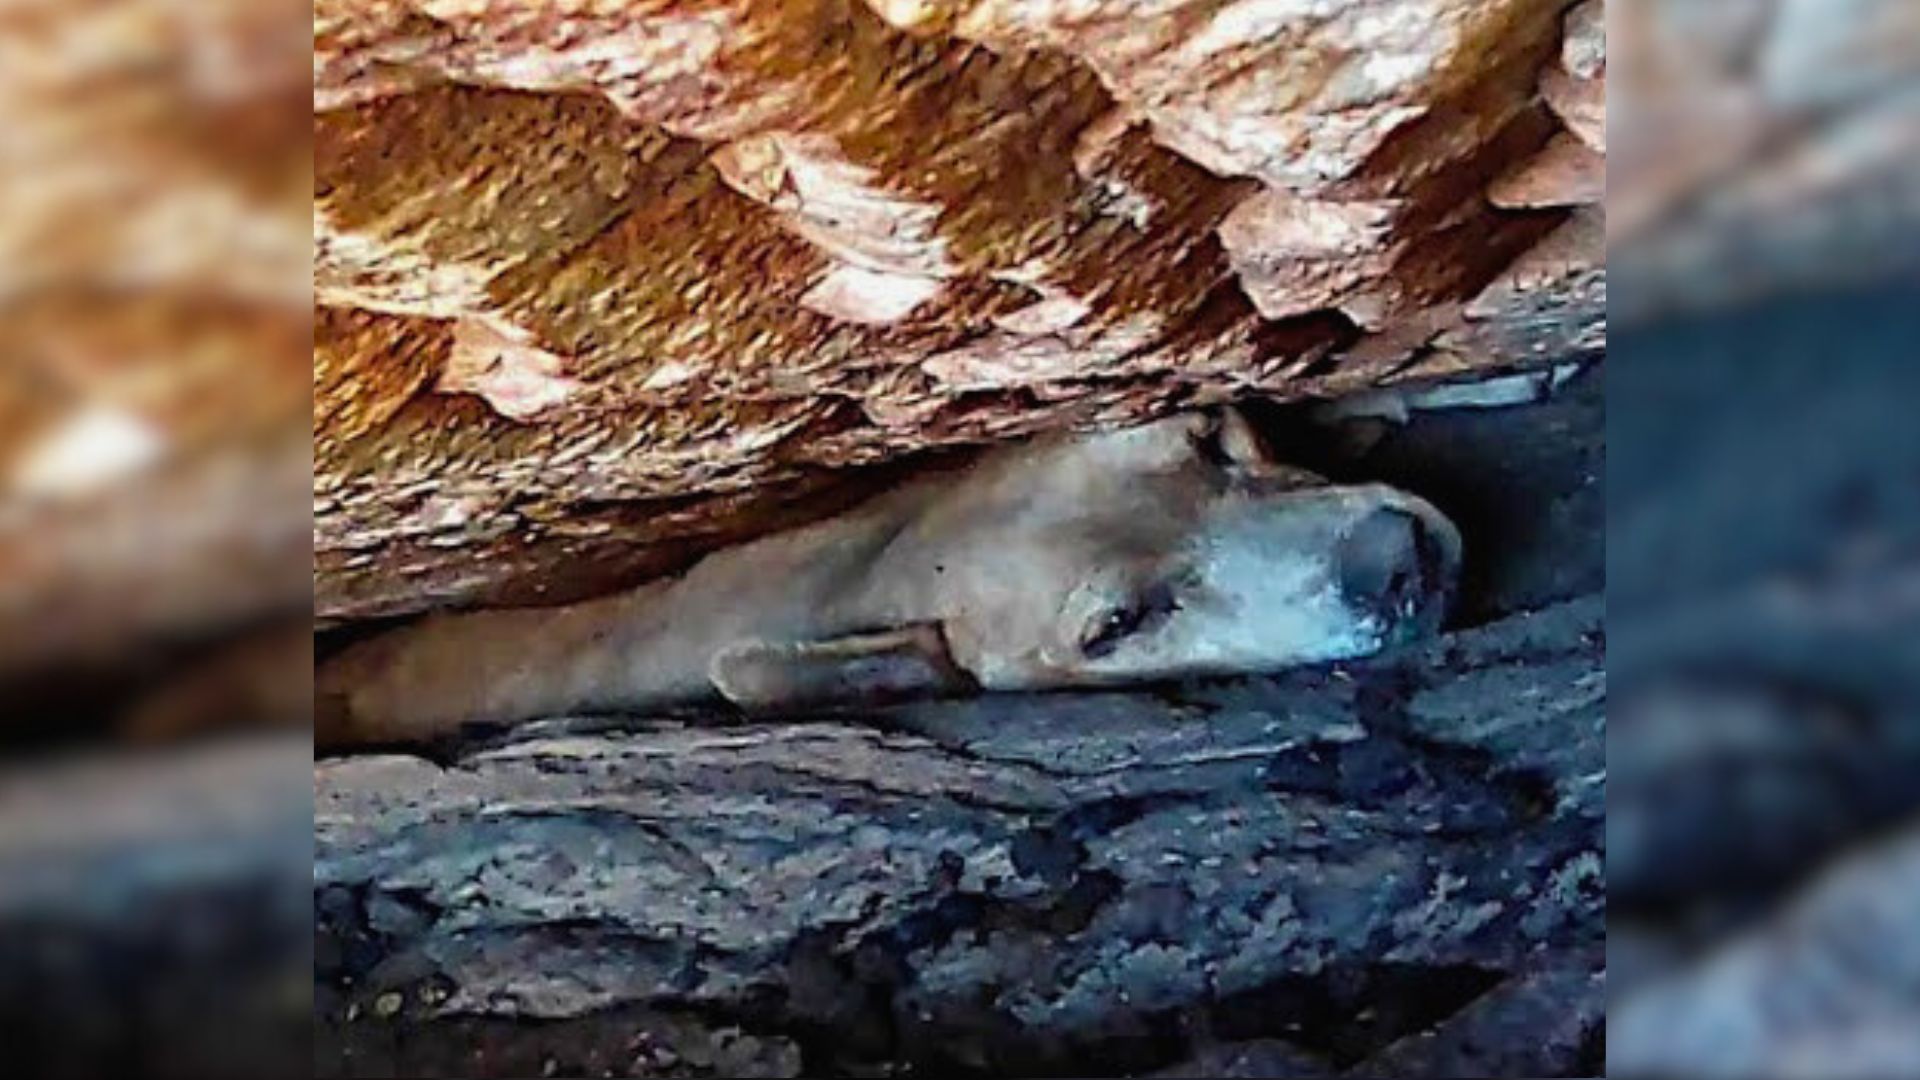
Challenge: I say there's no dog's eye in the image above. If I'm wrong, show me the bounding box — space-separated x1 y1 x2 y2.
1081 582 1181 658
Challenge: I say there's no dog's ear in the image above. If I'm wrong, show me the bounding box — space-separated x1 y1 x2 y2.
1211 407 1272 469
1196 407 1326 487
709 623 977 711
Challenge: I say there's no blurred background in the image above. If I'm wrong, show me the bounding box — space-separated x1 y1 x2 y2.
0 0 1913 1075
1607 0 1920 1076
0 0 311 1076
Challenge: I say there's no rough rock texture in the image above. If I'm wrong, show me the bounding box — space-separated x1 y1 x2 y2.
314 596 1604 1078
312 0 1608 621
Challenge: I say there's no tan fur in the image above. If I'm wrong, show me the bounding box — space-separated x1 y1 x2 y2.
318 409 1460 747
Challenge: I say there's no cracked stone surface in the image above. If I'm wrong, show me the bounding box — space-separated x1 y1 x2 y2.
312 596 1604 1077
309 0 1606 622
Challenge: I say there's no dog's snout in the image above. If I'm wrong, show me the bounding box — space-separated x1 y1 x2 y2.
1336 507 1443 625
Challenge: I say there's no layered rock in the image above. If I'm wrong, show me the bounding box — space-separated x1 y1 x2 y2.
312 0 1608 620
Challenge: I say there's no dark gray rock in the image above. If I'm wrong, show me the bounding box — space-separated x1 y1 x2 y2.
314 597 1604 1078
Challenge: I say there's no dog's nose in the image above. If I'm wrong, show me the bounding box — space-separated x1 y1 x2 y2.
1336 507 1445 625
